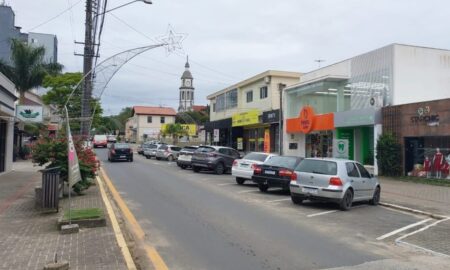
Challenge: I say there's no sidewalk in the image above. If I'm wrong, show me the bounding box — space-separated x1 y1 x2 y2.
380 177 450 217
0 161 128 270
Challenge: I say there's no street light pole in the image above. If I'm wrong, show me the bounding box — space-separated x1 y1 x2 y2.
80 0 152 136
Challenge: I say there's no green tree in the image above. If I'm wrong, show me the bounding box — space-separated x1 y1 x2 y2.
376 132 402 176
42 72 103 134
0 39 63 104
161 123 188 144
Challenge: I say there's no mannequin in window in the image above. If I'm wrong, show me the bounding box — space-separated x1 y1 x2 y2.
433 148 444 178
441 160 449 179
423 156 431 178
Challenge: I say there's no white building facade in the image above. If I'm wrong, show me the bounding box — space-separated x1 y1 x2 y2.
0 71 17 174
283 44 450 175
126 106 176 143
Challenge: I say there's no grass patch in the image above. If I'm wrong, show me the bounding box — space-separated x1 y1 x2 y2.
384 176 450 187
63 208 104 221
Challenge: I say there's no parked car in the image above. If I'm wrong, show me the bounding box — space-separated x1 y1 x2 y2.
137 143 145 155
177 146 199 169
156 145 181 161
290 158 381 210
232 152 278 185
93 135 107 148
107 135 117 143
108 143 133 162
252 156 303 192
191 146 240 175
143 143 166 159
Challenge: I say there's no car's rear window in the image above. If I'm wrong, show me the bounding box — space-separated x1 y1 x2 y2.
149 144 158 149
295 159 337 175
196 147 215 153
114 143 129 149
243 152 268 162
183 146 198 151
264 156 299 169
171 147 181 151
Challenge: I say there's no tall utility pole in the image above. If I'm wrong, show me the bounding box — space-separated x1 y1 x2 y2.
81 0 94 136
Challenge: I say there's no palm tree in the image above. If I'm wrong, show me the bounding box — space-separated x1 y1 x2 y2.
0 39 62 104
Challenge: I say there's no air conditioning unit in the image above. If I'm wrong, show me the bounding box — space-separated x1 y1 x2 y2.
369 95 384 107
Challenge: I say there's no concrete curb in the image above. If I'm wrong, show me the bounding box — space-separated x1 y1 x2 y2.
96 176 137 270
380 201 449 220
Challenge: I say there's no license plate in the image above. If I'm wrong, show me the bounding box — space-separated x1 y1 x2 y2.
264 170 276 175
240 163 249 167
302 187 318 194
120 155 126 158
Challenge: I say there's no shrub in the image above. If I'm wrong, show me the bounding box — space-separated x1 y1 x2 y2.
31 133 97 194
376 133 402 176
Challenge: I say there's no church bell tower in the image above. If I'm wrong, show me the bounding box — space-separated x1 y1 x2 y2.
178 56 194 112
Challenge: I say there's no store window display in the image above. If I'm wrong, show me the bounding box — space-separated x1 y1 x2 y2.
408 148 450 179
433 148 444 178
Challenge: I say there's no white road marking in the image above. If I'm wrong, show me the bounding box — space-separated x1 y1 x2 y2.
307 210 338 217
237 189 258 194
395 217 450 242
267 198 291 203
376 218 432 240
217 183 235 186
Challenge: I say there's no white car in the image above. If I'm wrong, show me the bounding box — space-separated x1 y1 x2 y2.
232 152 278 185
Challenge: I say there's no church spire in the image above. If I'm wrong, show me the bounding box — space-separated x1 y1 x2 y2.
185 55 190 69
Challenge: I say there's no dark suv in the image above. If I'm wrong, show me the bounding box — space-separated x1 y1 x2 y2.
191 146 240 175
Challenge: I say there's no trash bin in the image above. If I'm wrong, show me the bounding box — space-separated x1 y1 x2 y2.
40 167 61 211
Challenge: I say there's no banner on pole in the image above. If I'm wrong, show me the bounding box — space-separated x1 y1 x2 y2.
66 109 82 188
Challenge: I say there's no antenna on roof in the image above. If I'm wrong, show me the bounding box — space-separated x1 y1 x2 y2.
314 59 325 68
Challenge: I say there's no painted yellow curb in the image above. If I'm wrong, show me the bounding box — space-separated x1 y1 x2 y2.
97 176 137 270
99 167 169 270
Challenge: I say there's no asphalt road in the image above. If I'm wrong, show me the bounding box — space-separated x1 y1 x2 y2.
98 149 427 270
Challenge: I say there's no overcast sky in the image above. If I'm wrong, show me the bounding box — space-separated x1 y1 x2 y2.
10 0 450 115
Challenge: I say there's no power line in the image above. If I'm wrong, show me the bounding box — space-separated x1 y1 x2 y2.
109 13 158 44
28 0 82 31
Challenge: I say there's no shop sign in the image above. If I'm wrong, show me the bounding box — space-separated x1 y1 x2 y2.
213 129 220 142
232 109 260 127
16 105 43 122
263 129 271 153
286 106 334 133
237 137 243 150
334 107 381 127
411 106 439 126
161 124 197 136
333 139 349 159
262 110 280 123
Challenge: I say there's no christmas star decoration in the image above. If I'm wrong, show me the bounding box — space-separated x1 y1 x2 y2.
157 24 188 55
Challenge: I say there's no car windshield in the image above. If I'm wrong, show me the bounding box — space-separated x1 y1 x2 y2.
264 156 299 169
114 143 129 149
94 135 107 141
196 147 215 153
295 159 337 175
171 147 181 151
243 152 269 162
183 146 198 151
149 144 158 149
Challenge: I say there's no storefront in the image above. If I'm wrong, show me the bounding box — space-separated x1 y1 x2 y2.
231 109 280 153
334 107 382 168
205 118 233 147
285 105 335 157
383 98 450 178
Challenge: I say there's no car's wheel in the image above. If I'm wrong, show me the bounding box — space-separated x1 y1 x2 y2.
193 166 200 173
291 195 303 205
369 186 381 206
340 189 354 211
180 165 187 169
145 155 150 159
129 157 133 162
156 157 161 160
258 183 269 192
214 162 225 175
235 177 245 185
168 155 174 162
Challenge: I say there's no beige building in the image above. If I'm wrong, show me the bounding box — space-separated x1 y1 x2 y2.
0 71 17 174
126 106 176 143
205 70 301 153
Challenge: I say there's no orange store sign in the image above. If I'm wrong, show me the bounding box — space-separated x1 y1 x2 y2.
286 106 334 133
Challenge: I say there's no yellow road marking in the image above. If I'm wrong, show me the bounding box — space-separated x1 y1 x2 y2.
100 167 169 270
97 176 137 270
